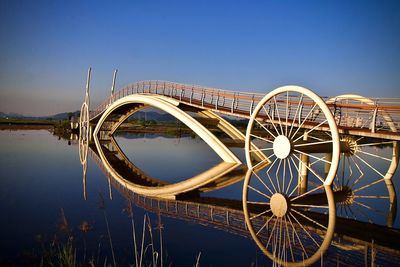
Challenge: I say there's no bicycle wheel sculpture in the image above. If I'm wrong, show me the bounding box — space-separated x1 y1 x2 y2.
328 95 399 226
243 85 339 266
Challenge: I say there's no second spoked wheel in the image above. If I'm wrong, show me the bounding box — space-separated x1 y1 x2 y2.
243 86 339 266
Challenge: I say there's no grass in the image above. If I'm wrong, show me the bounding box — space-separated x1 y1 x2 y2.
23 195 177 267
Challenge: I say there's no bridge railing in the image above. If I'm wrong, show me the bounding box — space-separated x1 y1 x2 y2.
90 80 263 120
90 80 400 139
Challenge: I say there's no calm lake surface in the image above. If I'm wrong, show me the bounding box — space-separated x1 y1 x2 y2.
0 130 265 266
1 129 400 266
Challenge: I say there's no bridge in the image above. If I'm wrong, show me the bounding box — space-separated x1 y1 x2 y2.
79 68 400 266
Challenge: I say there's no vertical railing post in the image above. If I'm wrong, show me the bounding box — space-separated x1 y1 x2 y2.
371 102 378 133
231 93 236 113
235 94 239 110
215 92 219 110
180 87 184 101
163 82 166 95
201 89 205 107
190 87 194 104
110 69 117 96
250 95 255 115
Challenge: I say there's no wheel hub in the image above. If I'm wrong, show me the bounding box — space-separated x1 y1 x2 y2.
270 193 288 217
273 135 291 159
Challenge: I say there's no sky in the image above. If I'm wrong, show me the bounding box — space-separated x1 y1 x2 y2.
0 0 399 116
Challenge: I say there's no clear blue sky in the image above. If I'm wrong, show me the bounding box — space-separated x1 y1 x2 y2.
0 0 399 116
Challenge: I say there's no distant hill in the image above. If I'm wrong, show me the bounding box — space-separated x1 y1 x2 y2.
128 111 177 122
0 111 80 120
44 111 80 120
0 112 25 118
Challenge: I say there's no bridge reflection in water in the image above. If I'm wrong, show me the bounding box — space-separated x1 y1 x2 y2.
79 135 399 266
79 68 400 266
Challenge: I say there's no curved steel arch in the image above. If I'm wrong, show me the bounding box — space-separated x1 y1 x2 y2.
92 94 241 198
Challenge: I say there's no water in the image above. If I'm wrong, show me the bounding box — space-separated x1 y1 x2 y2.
1 129 399 266
0 130 265 266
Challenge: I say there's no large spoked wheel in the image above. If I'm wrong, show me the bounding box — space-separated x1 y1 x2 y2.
243 85 339 266
327 95 399 226
79 102 89 165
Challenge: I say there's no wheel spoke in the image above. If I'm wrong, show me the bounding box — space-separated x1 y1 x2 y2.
248 184 272 199
248 147 274 153
262 105 280 136
282 159 287 193
253 153 275 170
285 92 289 136
310 154 329 167
290 184 324 202
349 156 365 188
287 214 309 258
289 211 320 247
256 214 275 236
292 153 326 184
290 102 318 139
253 170 274 195
354 154 385 179
254 118 277 139
283 215 295 262
288 94 304 138
307 134 325 142
357 141 393 147
354 201 385 218
354 195 389 199
352 178 385 193
291 204 329 209
293 149 332 165
285 158 295 195
293 119 328 143
273 96 285 135
250 133 274 144
265 158 279 193
351 203 373 223
357 149 392 162
250 208 272 220
293 140 333 148
291 208 328 230
288 157 301 197
248 201 271 205
265 216 278 245
275 159 283 192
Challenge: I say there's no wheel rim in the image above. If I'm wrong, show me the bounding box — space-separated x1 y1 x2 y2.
244 85 339 266
79 102 89 165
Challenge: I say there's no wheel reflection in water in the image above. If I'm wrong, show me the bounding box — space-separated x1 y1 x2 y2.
243 86 339 266
333 137 398 226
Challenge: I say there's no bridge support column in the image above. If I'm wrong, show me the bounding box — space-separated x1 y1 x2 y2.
298 131 309 194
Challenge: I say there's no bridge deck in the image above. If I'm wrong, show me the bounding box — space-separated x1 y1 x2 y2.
90 80 400 141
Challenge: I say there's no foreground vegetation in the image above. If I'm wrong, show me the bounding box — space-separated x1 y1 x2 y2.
0 190 204 267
